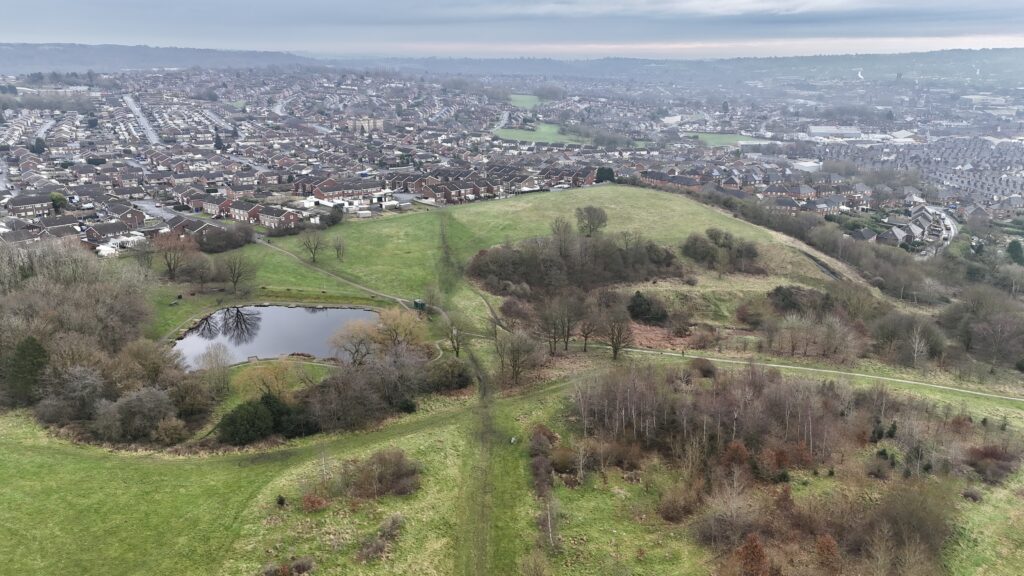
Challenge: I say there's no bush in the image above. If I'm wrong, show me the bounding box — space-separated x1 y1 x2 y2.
153 416 190 445
301 491 329 513
530 455 554 498
425 356 474 392
658 482 702 522
113 387 176 441
693 489 761 549
550 446 576 474
345 449 421 499
627 291 668 325
962 487 983 502
196 223 254 253
964 445 1018 484
218 400 274 445
357 514 404 562
689 357 717 378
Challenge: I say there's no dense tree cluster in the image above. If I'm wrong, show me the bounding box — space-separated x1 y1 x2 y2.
0 241 226 444
468 210 682 296
682 228 763 274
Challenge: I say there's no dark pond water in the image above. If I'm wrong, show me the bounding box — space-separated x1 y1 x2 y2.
174 306 379 368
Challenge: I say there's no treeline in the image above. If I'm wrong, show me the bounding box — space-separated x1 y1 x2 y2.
567 361 1020 575
0 94 95 113
693 186 939 303
468 208 682 296
0 241 224 445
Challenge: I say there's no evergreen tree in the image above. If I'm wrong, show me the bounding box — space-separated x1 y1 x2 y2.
3 337 49 406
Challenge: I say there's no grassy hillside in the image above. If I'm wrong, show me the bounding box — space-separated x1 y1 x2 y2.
270 185 810 300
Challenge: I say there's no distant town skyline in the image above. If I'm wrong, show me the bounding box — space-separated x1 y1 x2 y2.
4 0 1024 59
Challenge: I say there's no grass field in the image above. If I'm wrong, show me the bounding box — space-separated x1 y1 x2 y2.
270 185 783 302
509 94 540 109
684 132 768 147
494 122 590 145
10 183 1024 575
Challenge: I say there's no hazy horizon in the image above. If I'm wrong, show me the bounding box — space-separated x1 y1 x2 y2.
3 0 1024 59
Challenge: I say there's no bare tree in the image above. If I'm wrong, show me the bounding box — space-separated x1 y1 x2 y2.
550 216 575 259
601 306 633 360
218 251 258 293
331 236 346 262
300 229 325 263
180 253 215 292
442 312 467 358
153 234 197 281
494 328 539 387
577 301 600 352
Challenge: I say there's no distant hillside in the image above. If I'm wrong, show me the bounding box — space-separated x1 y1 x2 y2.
0 43 316 74
330 48 1024 84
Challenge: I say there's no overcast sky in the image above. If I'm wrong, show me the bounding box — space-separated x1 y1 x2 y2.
4 0 1024 58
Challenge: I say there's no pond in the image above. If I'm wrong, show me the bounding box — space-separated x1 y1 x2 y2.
173 305 379 368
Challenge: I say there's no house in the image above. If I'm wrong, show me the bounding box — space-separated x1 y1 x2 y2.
200 194 232 216
850 228 877 242
84 221 130 242
766 197 802 213
313 178 381 201
106 203 146 229
228 200 262 224
6 194 53 219
258 206 301 229
877 226 908 246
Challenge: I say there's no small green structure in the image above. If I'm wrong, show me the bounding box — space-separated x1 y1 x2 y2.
413 299 426 311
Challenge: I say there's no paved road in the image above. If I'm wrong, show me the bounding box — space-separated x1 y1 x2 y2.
134 199 185 221
493 111 510 131
123 95 160 145
271 97 292 116
34 119 56 140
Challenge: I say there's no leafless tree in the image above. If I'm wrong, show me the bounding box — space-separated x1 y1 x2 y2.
331 236 346 262
442 312 467 358
494 328 539 387
601 306 633 360
218 251 258 293
153 234 198 280
300 229 325 263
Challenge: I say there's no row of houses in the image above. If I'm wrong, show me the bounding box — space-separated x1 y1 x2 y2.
174 190 301 229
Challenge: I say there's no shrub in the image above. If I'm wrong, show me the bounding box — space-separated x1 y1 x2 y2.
425 356 474 392
627 291 668 325
658 482 701 522
113 387 176 441
961 487 983 502
301 491 329 513
169 376 215 419
964 445 1018 484
218 400 274 445
530 455 554 498
689 357 717 378
357 514 404 562
345 449 421 499
549 446 576 474
693 489 761 549
153 417 190 445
